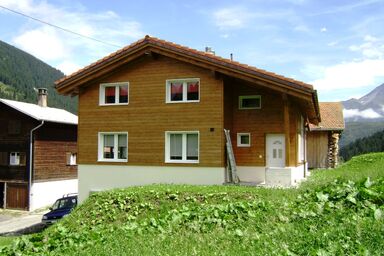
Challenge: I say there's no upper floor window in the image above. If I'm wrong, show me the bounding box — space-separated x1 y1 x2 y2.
66 152 77 166
99 82 129 105
166 79 200 103
9 152 26 166
239 95 261 109
98 132 128 162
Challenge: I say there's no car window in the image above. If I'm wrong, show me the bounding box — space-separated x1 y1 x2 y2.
51 197 77 210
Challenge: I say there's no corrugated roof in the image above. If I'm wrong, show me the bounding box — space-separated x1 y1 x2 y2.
0 98 78 125
309 102 344 131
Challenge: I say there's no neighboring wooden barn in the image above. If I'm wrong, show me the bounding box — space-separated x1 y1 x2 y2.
307 102 344 169
0 89 78 211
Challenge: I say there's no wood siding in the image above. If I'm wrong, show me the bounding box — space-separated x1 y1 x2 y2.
78 55 224 167
0 103 35 182
34 123 77 181
307 131 329 169
223 79 299 167
34 140 77 181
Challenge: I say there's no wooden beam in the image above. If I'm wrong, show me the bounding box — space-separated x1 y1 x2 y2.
283 94 291 167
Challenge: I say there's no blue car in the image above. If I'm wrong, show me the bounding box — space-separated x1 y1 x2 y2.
42 194 77 225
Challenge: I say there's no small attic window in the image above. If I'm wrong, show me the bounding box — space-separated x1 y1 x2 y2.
239 95 261 109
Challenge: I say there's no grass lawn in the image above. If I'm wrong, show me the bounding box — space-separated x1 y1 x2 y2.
1 152 383 255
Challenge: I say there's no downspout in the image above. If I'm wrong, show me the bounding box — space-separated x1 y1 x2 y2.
28 120 44 211
303 122 307 178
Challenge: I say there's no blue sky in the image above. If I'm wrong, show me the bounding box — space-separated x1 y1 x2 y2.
0 0 384 102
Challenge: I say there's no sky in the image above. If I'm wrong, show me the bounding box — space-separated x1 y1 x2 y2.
0 0 384 103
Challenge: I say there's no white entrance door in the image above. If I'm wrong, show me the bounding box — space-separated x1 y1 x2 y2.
266 134 285 167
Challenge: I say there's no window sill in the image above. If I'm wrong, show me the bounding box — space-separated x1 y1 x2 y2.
165 160 199 164
99 103 129 106
166 100 200 104
237 145 251 147
97 159 128 163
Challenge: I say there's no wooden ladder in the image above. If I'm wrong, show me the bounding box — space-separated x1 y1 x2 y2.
224 129 240 184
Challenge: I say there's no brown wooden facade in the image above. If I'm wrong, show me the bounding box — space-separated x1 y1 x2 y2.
0 102 77 210
56 36 320 191
75 54 305 168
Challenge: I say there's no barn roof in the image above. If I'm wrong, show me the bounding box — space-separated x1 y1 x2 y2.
0 98 78 125
309 102 344 131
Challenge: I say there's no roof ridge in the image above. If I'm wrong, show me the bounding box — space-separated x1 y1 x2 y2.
55 36 313 90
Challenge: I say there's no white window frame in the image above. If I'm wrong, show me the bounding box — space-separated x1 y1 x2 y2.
9 152 20 166
98 132 128 162
99 82 129 106
239 95 261 109
166 78 200 103
165 131 199 163
66 152 77 166
237 133 251 147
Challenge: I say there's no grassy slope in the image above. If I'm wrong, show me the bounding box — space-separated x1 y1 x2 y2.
1 153 384 255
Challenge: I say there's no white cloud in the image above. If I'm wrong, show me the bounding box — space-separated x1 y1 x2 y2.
213 7 252 30
56 61 82 75
293 25 310 32
343 108 382 119
1 0 145 74
320 27 327 32
310 59 384 91
13 26 67 61
308 34 384 93
349 35 383 59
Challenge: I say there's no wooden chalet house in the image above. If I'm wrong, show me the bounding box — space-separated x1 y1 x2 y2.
308 102 345 169
55 36 321 203
0 89 78 210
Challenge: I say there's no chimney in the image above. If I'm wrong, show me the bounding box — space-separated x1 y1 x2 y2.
37 88 48 107
205 46 215 55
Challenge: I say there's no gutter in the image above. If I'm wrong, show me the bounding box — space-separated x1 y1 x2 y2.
28 120 44 211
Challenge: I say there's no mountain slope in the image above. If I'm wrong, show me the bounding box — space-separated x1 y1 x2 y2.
342 83 384 122
0 40 77 113
340 129 384 161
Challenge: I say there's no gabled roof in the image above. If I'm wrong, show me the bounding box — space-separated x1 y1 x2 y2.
55 35 320 123
309 102 344 131
0 98 78 125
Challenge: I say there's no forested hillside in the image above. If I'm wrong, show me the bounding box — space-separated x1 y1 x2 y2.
0 40 77 113
340 129 384 161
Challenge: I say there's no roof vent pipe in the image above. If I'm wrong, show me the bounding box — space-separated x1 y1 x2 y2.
205 46 215 55
37 88 48 107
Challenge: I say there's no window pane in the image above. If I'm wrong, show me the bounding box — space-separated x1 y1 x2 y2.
118 134 127 159
103 135 114 159
187 81 199 101
10 152 20 165
119 85 128 103
170 134 182 160
105 87 116 104
278 149 283 159
170 83 183 101
241 97 260 109
187 134 198 160
240 135 250 145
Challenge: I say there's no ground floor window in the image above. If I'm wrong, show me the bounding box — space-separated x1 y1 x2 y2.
165 131 199 163
98 132 128 162
237 133 251 147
